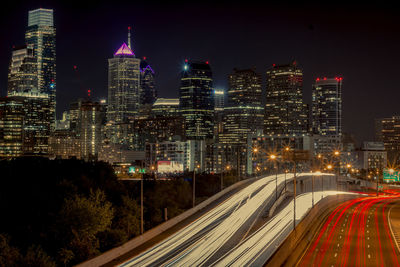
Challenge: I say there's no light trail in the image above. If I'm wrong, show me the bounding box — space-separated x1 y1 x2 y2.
213 191 356 267
298 192 400 267
120 173 334 267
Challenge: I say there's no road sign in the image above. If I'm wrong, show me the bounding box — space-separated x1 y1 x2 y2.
282 150 310 162
383 168 400 182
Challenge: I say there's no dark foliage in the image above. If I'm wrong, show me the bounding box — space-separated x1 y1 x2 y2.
0 157 228 266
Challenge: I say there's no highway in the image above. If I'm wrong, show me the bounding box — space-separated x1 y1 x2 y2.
295 192 400 267
119 172 347 267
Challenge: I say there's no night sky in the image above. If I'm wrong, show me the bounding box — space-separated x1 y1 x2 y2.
1 1 399 145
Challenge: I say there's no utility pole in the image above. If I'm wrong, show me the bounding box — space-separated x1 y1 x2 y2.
237 146 240 182
275 161 278 200
321 173 324 199
193 166 196 208
293 161 297 230
140 160 144 235
312 173 314 207
221 168 223 191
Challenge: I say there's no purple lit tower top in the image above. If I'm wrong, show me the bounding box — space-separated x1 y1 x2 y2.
114 42 135 57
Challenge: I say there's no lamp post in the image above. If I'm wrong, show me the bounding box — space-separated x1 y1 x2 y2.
334 150 340 191
284 169 288 192
293 160 297 230
312 171 315 207
193 164 200 208
220 167 223 191
316 170 322 199
140 160 144 235
327 164 333 190
270 154 278 201
346 164 352 191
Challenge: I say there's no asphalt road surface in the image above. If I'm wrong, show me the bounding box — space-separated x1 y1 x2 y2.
295 192 400 267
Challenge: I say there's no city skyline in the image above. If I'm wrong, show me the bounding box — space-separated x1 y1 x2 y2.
1 2 400 144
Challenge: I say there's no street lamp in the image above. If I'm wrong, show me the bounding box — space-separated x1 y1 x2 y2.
333 150 340 190
140 161 144 234
193 164 200 208
221 165 230 191
270 154 278 201
315 170 322 199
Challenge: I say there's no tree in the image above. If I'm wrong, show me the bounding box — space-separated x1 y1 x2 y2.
0 234 22 266
23 245 56 267
58 189 114 264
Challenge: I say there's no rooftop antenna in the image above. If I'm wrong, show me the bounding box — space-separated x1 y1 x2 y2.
128 26 132 50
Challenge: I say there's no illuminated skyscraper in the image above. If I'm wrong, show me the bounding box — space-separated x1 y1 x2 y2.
312 77 343 136
25 8 56 130
179 60 214 140
7 45 38 95
264 62 308 135
107 42 141 143
221 68 263 144
0 97 24 158
213 89 225 112
140 58 157 105
0 94 50 157
375 116 400 161
107 44 141 122
20 93 51 156
80 101 102 160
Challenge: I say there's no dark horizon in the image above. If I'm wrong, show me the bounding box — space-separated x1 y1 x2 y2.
1 1 400 145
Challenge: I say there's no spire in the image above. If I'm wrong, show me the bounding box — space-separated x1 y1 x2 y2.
128 26 132 50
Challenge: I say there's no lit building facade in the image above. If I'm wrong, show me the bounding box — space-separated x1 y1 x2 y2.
124 116 185 151
107 43 141 143
7 45 38 96
49 129 81 159
264 62 308 135
20 93 51 156
312 77 343 136
0 94 50 157
25 8 56 129
140 58 157 106
0 97 24 158
214 89 225 112
179 60 214 140
375 116 400 161
79 101 103 160
355 142 387 170
151 98 180 117
220 68 264 145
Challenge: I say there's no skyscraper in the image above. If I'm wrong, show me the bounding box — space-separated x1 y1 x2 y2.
25 8 56 129
213 89 225 112
80 100 102 160
179 60 214 140
7 45 38 95
0 97 24 158
264 62 308 135
107 42 141 143
312 77 343 136
375 116 400 161
0 94 50 157
20 93 51 156
140 58 157 106
221 68 264 144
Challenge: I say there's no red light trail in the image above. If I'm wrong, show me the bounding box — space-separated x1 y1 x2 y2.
298 191 400 267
